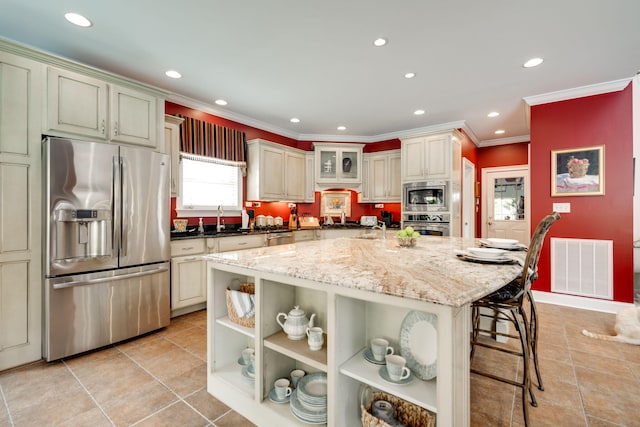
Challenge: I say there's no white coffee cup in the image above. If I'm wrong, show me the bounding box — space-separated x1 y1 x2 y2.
371 338 394 361
274 378 292 400
306 326 324 351
241 348 254 365
385 354 411 381
290 369 306 387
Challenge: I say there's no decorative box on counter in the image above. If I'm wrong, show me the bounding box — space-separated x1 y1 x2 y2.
298 216 321 229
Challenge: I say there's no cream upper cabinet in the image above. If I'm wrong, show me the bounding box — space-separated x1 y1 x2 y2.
304 152 315 202
165 115 184 197
47 67 108 139
109 84 157 147
47 67 163 149
313 143 364 188
0 50 43 370
246 139 307 202
401 132 458 181
363 150 401 202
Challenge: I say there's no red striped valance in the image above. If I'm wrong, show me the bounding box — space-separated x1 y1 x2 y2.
177 115 246 162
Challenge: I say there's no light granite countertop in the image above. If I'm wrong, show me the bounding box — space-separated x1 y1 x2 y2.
204 236 526 308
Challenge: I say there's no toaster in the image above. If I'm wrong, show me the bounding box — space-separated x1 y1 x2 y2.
360 216 378 226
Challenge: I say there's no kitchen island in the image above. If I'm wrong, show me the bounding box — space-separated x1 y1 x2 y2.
205 236 525 426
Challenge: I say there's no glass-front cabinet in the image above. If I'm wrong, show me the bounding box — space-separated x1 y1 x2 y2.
313 143 364 187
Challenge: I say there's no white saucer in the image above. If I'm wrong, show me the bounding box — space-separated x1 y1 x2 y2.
466 247 507 259
269 387 291 404
241 366 255 381
363 348 386 365
378 366 414 385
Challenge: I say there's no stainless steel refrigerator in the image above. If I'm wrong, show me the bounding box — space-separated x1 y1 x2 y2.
43 136 170 361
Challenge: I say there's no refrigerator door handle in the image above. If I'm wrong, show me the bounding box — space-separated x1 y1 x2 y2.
120 155 128 257
112 156 118 255
52 266 169 290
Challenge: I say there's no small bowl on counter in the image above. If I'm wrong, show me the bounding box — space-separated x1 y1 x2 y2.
397 237 417 247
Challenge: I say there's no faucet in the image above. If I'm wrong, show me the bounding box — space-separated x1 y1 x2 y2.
371 221 386 239
216 205 225 232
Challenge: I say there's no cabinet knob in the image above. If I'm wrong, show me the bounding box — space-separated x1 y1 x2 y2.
114 121 118 136
100 119 105 134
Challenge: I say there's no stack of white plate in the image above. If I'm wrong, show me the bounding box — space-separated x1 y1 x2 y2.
483 238 520 249
290 372 327 424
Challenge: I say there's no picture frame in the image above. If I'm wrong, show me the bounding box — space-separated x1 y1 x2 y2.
320 191 351 217
551 145 604 196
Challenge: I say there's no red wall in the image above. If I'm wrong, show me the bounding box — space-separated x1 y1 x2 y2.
530 85 634 302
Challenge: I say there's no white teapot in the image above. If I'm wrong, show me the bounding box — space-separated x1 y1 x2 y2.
276 306 316 340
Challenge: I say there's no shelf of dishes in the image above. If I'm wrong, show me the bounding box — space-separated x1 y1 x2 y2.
209 266 440 425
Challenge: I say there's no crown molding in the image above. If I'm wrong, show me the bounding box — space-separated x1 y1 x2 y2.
166 93 301 140
523 78 632 106
478 134 531 147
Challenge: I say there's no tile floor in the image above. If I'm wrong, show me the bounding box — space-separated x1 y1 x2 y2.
0 303 638 426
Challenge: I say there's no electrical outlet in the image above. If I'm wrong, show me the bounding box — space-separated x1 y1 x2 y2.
288 203 296 208
245 201 253 207
552 202 570 213
374 204 384 209
253 202 261 207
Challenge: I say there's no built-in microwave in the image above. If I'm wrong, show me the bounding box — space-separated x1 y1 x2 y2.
403 181 448 212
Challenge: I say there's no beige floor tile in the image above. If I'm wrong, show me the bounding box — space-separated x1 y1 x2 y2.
570 349 634 378
185 388 231 421
586 415 628 426
136 346 204 385
213 410 255 427
57 407 113 427
117 334 181 362
511 401 588 427
100 380 177 426
470 375 516 427
67 352 158 403
162 362 207 398
135 401 210 427
575 365 640 425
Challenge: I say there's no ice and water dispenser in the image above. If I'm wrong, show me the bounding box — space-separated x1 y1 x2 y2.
53 208 113 261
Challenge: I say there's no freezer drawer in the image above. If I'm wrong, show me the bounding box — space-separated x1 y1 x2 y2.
44 263 170 361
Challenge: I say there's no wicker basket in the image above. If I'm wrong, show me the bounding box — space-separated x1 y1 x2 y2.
225 283 255 328
361 389 435 427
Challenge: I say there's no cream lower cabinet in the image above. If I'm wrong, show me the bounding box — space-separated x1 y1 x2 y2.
207 263 456 426
170 239 206 316
171 235 266 316
0 51 43 370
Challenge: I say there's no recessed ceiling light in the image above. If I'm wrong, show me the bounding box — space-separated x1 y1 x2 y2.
404 72 416 79
523 57 543 68
337 126 346 131
373 38 388 47
488 111 499 118
290 118 300 123
414 109 425 115
495 129 506 135
64 12 92 27
165 70 182 79
215 99 227 106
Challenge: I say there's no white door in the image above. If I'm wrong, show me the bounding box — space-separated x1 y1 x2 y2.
481 166 530 244
462 158 475 238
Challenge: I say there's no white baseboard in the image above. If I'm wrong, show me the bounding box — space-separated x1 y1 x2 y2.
532 291 634 314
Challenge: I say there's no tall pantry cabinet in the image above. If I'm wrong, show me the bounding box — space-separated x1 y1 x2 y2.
0 50 43 371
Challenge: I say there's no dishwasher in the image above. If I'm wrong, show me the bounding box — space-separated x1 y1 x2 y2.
266 231 295 246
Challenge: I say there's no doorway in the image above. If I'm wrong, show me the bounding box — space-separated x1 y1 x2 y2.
481 166 530 244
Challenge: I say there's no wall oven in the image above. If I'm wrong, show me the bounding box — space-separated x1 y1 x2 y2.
403 181 448 212
403 213 450 236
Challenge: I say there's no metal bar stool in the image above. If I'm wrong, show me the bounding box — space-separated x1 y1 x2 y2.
470 212 560 427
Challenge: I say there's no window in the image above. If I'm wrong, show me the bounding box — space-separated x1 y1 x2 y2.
176 153 244 216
